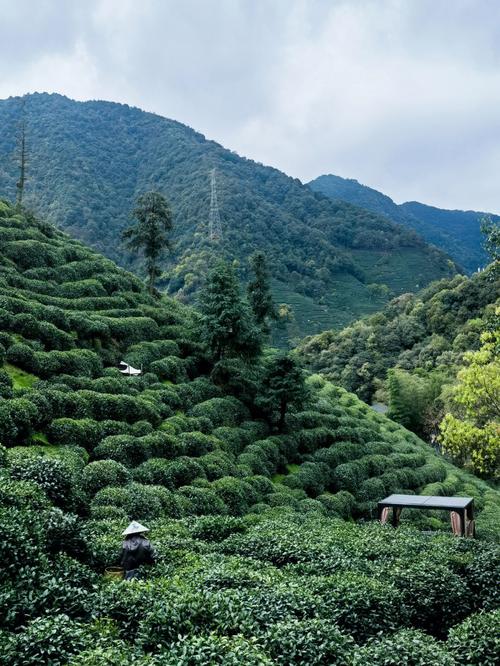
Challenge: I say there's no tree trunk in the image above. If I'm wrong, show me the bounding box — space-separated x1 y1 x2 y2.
278 399 287 431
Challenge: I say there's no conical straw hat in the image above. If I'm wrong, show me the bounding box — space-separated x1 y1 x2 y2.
122 521 149 536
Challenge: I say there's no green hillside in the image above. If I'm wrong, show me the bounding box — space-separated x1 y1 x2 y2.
0 94 457 340
298 269 499 441
1 199 499 664
309 174 496 273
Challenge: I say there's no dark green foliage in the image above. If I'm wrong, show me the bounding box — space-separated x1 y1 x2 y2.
247 251 276 334
391 561 471 636
81 460 130 496
262 618 354 665
310 173 493 273
122 191 173 294
353 628 454 666
92 482 181 520
153 635 272 665
258 354 309 430
447 610 500 665
198 260 261 360
9 456 74 508
8 614 97 666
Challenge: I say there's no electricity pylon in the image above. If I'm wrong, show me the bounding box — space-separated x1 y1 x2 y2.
209 168 222 240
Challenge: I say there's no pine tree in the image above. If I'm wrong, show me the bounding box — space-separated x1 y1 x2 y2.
122 191 173 294
199 260 262 361
247 251 276 334
258 354 309 430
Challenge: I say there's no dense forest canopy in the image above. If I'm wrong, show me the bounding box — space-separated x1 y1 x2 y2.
309 174 498 273
1 198 499 663
0 93 457 340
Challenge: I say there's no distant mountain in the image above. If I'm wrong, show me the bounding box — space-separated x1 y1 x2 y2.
309 174 496 273
0 94 456 339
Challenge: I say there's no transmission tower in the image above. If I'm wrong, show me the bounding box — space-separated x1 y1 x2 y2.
209 168 222 240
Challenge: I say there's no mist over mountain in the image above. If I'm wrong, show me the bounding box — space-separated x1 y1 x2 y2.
0 93 456 340
309 174 496 273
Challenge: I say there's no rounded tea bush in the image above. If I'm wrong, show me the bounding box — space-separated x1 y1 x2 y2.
9 613 96 666
10 456 73 508
262 618 355 665
353 628 454 666
447 610 500 665
82 460 130 496
150 632 273 665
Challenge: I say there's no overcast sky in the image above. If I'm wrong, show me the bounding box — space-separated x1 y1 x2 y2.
1 0 500 212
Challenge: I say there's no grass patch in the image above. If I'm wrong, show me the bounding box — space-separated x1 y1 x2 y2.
4 363 39 389
272 463 301 484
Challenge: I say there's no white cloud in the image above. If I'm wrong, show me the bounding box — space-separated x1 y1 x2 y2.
1 0 499 212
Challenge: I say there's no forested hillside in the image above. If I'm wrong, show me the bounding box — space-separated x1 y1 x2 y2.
1 199 499 663
0 93 457 339
309 174 496 273
298 269 499 442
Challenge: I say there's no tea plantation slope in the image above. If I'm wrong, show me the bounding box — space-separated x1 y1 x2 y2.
0 93 457 339
1 200 499 664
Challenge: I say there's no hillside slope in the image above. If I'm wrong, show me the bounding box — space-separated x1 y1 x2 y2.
309 174 496 273
298 269 499 443
0 93 456 338
1 199 499 663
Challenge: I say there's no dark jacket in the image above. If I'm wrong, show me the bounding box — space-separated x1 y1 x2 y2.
120 534 155 571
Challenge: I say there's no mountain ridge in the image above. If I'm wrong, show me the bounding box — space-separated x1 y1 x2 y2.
309 173 496 273
0 93 456 340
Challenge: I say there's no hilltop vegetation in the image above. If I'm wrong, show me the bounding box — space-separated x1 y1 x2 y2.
309 174 497 273
0 93 457 340
1 199 499 664
298 266 499 475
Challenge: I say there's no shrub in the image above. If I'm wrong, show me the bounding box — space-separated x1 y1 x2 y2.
199 451 238 481
0 478 50 510
357 477 386 502
6 342 38 372
82 460 130 496
10 456 74 508
135 457 206 489
94 435 146 467
465 544 500 611
49 418 102 450
9 614 96 666
317 491 355 518
92 482 180 520
353 628 454 665
391 561 471 636
0 507 46 576
334 461 368 492
0 368 12 398
179 431 219 457
262 618 354 665
151 633 272 665
317 573 406 640
0 397 39 445
150 356 187 382
283 462 331 497
212 477 256 516
190 397 249 428
188 515 247 541
177 486 228 516
447 610 500 665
